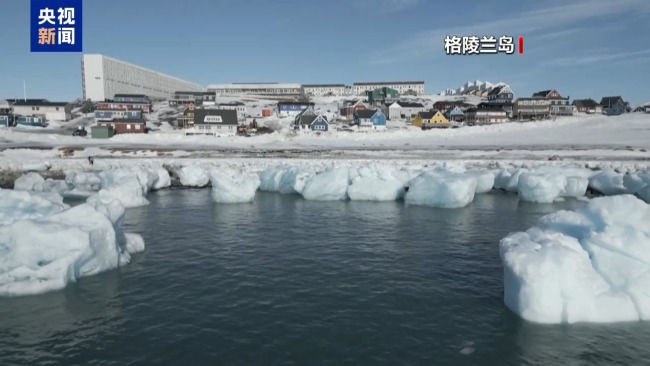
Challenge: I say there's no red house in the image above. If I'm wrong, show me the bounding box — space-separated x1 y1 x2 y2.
97 118 147 134
339 100 367 120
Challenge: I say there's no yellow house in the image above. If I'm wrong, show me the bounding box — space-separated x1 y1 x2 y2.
413 111 448 127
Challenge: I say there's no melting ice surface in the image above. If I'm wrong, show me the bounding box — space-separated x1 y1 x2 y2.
500 195 650 324
0 188 145 297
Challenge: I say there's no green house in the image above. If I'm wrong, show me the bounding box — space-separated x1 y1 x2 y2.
91 126 114 139
366 87 399 105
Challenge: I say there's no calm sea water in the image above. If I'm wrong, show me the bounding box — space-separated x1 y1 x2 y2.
2 190 650 366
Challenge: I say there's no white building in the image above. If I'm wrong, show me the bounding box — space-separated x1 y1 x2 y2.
8 99 72 121
207 83 302 96
382 101 427 120
353 81 425 95
301 84 347 97
81 54 204 102
214 102 247 121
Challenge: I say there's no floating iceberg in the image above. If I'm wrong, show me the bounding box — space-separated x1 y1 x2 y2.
179 165 210 187
209 169 260 203
0 189 68 225
64 171 102 198
13 172 46 191
500 195 650 324
588 170 629 195
301 167 350 201
494 168 528 193
466 170 496 194
518 172 589 203
0 190 144 297
347 165 405 201
405 171 477 208
259 165 316 195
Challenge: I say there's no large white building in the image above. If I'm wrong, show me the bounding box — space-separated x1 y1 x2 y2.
207 83 302 97
301 84 348 97
353 81 425 95
81 54 204 102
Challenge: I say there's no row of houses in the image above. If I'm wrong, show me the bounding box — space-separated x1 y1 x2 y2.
206 81 426 97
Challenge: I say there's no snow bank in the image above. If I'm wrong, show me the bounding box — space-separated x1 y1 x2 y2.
209 168 260 203
405 171 477 208
301 167 350 201
179 165 210 187
500 195 650 324
347 165 406 201
0 190 144 297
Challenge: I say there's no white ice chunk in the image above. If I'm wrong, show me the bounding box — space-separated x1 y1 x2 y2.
64 171 101 198
500 195 650 324
0 192 143 297
0 189 69 225
518 172 589 203
347 165 405 201
14 172 46 191
178 165 210 187
209 169 260 203
589 170 630 195
405 171 477 208
466 170 496 194
301 168 350 201
495 168 528 193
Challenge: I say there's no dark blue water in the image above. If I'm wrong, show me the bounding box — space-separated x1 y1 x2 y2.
2 190 650 366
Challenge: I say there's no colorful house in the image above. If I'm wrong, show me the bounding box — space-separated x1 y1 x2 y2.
353 109 386 131
365 87 399 106
600 96 628 116
572 99 602 114
277 101 315 117
532 89 574 116
295 114 329 132
412 111 447 127
95 109 143 121
444 106 465 122
339 100 367 120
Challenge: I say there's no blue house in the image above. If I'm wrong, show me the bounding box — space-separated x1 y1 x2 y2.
95 109 143 121
295 114 329 132
354 109 386 131
444 106 465 122
0 115 13 126
277 101 315 117
15 115 47 127
600 96 628 116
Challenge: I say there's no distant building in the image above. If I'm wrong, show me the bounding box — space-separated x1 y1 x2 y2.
353 81 424 96
339 100 367 120
432 100 475 112
170 91 216 106
572 99 602 114
600 96 628 116
532 89 574 116
465 103 508 125
192 109 239 136
95 109 143 122
0 100 13 126
382 101 426 120
295 108 329 132
214 102 247 121
207 83 302 97
366 87 399 106
353 109 386 131
277 101 315 117
0 100 12 114
113 94 151 104
97 118 147 134
513 98 551 120
485 85 514 118
444 106 465 122
301 84 347 97
8 99 72 121
82 54 203 102
412 111 448 127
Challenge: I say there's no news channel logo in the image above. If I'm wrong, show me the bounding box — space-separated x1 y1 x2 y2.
31 0 83 52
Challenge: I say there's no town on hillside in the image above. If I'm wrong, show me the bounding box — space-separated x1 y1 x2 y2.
1 54 649 138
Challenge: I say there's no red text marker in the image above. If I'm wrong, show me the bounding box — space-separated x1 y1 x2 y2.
518 36 524 54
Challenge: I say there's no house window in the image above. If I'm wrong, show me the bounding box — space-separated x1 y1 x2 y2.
126 124 132 130
56 107 59 111
135 124 141 130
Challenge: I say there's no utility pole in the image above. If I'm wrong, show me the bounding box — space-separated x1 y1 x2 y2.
23 80 27 101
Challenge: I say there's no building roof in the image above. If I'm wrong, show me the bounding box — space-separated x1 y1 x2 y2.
302 84 346 88
216 102 245 106
174 91 211 95
95 108 143 112
107 118 146 123
600 96 624 105
208 83 302 90
532 90 553 98
417 111 436 119
102 100 151 105
113 94 149 98
392 101 425 108
193 108 238 125
487 85 505 96
10 99 69 107
278 101 315 106
353 81 424 86
298 115 328 125
572 99 600 108
355 109 381 118
516 97 548 101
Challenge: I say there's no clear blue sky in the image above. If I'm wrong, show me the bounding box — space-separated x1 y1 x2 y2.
1 0 649 105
